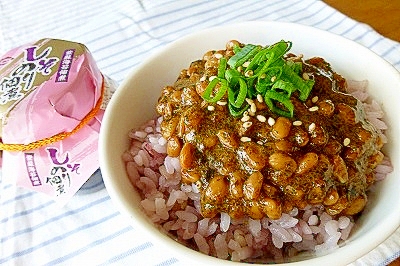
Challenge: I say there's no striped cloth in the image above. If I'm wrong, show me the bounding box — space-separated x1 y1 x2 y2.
1 0 399 265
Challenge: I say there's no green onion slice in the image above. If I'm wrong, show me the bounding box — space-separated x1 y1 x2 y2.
228 78 247 108
225 68 241 86
201 77 219 101
227 44 260 69
264 90 294 118
282 64 315 101
286 60 303 74
217 57 227 79
271 79 296 97
228 102 249 117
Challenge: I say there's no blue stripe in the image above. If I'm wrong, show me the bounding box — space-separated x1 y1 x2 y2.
310 9 338 27
1 195 111 242
248 0 307 22
1 190 36 206
155 257 179 266
99 241 154 265
326 16 348 32
42 226 133 266
134 0 211 24
0 211 120 263
2 183 13 190
381 45 399 58
340 22 360 37
353 28 374 41
367 36 385 49
292 2 326 23
0 200 55 224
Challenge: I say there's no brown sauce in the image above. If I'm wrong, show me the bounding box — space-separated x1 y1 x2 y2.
156 41 385 220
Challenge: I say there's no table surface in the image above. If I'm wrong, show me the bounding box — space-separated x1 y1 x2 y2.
324 0 400 42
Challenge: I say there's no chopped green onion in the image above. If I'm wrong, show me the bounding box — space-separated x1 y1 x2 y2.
218 57 227 79
233 44 241 54
228 78 247 108
228 102 249 117
201 77 219 101
255 78 269 94
225 68 241 86
201 40 314 117
227 44 260 69
282 64 315 101
254 57 285 78
286 60 303 74
246 78 257 98
211 79 228 103
245 47 269 71
264 90 294 118
271 79 296 97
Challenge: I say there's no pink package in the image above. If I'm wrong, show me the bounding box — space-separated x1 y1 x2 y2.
0 38 116 205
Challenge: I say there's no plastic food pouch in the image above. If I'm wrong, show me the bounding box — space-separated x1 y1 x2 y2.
0 38 116 205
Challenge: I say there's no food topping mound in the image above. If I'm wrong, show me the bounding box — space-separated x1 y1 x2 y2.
156 40 385 220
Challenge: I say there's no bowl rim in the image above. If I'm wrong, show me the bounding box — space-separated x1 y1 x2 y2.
99 20 400 266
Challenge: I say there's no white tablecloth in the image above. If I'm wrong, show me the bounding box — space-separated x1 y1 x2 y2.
1 1 399 265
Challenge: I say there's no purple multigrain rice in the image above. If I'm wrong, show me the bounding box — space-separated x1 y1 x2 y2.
122 80 393 263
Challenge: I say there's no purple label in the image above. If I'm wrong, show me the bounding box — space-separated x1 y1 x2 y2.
45 148 80 196
0 46 59 105
24 153 42 186
55 49 75 83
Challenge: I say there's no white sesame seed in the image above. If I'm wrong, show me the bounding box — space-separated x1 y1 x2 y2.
309 106 319 112
308 122 316 132
260 73 266 79
241 115 250 122
207 105 215 111
312 96 319 103
200 75 206 82
257 94 263 103
244 70 253 77
271 76 276 82
240 136 251 142
268 117 275 126
243 121 253 128
245 98 254 105
343 138 351 146
256 115 266 122
248 108 255 116
217 100 227 106
250 103 257 113
293 120 302 126
209 75 217 81
242 61 250 67
257 140 263 145
302 72 309 80
214 53 223 59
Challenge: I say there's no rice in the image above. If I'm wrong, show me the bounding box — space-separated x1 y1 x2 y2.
122 80 392 263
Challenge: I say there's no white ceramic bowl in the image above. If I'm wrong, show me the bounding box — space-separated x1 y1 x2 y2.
99 21 400 265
